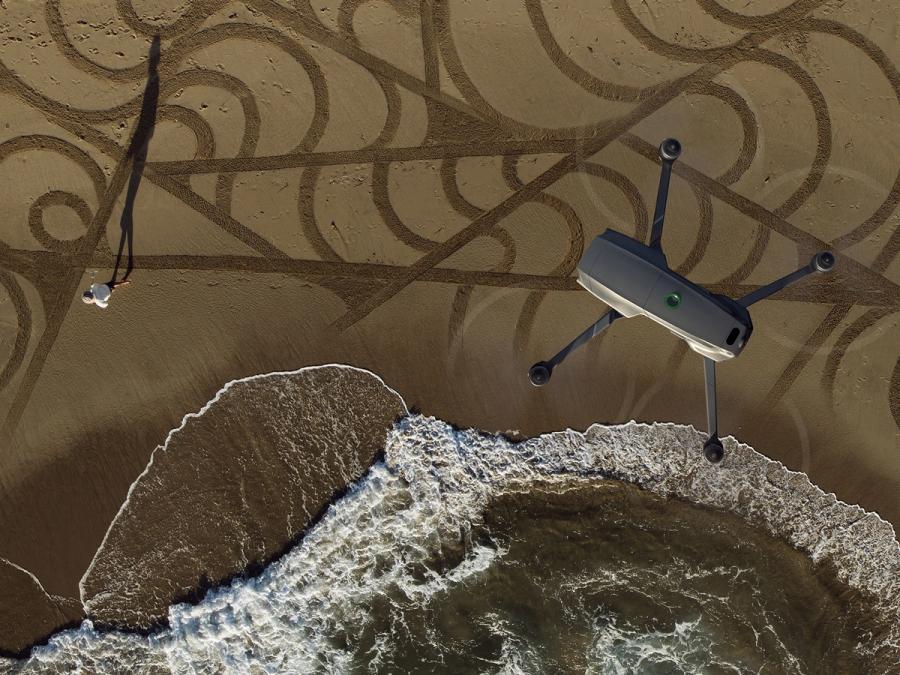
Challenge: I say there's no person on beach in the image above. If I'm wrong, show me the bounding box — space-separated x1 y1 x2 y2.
82 278 130 309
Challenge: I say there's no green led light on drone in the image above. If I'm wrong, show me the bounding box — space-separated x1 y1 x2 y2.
665 292 682 308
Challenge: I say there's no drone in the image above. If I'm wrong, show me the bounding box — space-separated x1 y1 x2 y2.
528 138 835 463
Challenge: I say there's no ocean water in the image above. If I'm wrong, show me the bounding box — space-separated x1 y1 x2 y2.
3 370 898 674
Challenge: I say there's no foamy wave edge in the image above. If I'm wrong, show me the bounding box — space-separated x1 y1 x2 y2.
385 413 900 659
3 365 898 668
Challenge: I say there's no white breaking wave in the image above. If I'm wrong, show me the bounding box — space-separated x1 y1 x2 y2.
3 414 899 673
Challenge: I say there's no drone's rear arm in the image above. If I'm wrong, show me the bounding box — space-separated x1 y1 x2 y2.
528 310 621 386
702 357 724 462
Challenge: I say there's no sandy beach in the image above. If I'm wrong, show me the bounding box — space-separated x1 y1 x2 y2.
0 0 898 657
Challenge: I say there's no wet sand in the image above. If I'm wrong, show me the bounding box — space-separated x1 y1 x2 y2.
0 560 81 657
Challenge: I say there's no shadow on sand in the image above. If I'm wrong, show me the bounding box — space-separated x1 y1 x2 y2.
111 35 160 285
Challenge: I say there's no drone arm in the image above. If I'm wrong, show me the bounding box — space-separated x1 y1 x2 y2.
528 309 620 385
701 357 725 462
738 252 835 308
648 138 682 250
703 357 718 441
548 309 619 367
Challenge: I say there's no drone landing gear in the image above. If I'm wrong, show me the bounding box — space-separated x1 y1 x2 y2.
528 310 621 386
702 356 724 463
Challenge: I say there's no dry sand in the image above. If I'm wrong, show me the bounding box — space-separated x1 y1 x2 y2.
0 0 898 654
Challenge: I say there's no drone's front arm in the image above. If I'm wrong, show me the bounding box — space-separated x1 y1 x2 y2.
648 138 682 250
738 252 835 308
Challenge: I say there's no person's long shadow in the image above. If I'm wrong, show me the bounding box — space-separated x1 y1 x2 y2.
112 36 160 284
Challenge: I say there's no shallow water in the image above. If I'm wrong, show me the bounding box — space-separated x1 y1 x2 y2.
365 483 866 674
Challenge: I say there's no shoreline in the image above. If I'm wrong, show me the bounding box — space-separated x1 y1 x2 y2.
3 366 897 666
